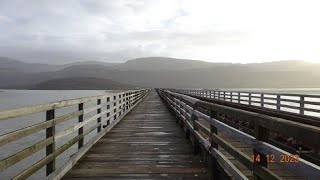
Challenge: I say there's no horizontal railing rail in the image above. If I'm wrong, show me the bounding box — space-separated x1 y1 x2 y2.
0 89 149 180
157 89 320 180
169 89 320 117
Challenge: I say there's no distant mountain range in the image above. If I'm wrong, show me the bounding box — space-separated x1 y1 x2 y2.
28 77 135 90
1 56 320 89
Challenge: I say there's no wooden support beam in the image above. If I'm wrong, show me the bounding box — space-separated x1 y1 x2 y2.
46 109 55 176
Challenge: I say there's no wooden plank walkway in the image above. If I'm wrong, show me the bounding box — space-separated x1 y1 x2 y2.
63 90 210 179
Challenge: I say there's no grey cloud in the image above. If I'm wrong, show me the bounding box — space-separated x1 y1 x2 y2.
0 0 246 63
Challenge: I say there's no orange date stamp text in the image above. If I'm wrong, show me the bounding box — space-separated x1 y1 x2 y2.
252 154 300 163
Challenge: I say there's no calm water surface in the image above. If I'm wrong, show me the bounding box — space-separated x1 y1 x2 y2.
0 90 109 179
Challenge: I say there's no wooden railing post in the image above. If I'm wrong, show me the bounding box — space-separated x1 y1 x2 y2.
97 99 101 133
78 103 84 149
223 91 226 100
209 90 212 98
192 107 200 155
209 110 219 179
106 97 110 126
125 94 128 111
177 98 183 128
276 95 281 110
130 92 133 107
218 91 221 100
46 109 55 176
238 92 241 103
123 93 126 113
261 94 264 107
300 96 305 115
230 92 233 102
119 94 122 117
253 123 269 180
249 93 252 105
174 97 179 123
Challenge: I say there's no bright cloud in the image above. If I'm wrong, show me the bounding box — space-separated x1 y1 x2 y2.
0 0 319 63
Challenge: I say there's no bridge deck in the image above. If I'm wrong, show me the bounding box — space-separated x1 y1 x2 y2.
63 91 210 179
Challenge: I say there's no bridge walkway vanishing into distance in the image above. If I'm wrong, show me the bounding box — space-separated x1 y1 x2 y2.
63 90 210 179
0 89 320 179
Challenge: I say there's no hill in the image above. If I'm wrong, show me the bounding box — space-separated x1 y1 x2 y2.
1 56 320 89
29 77 136 90
112 57 223 71
0 56 62 72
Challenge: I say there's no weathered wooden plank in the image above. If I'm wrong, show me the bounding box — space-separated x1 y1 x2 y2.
62 90 209 179
48 90 148 180
8 90 148 180
65 167 207 175
63 173 210 179
46 109 55 176
0 137 53 171
0 110 83 146
0 90 143 120
162 89 309 180
13 133 84 180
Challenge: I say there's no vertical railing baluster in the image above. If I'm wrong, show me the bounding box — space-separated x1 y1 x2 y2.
126 93 129 110
276 95 281 110
192 106 200 155
97 99 101 133
300 96 305 115
46 109 55 176
223 91 226 100
129 92 132 108
249 93 252 105
261 94 264 107
78 103 84 149
123 93 126 113
209 110 219 179
238 92 241 103
107 97 110 126
119 94 122 117
114 95 117 120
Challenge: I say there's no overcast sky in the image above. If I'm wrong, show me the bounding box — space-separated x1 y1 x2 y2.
0 0 320 64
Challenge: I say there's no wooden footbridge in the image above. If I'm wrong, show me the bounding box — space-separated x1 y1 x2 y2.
0 89 320 179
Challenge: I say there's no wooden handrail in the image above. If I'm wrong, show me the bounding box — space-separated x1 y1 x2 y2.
0 89 149 179
169 89 320 117
157 89 320 180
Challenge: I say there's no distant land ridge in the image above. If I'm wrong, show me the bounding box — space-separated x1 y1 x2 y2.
29 77 135 90
1 56 320 89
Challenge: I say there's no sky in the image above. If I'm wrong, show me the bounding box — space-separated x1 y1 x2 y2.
0 0 320 64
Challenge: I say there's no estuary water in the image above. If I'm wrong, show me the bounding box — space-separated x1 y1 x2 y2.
0 90 109 179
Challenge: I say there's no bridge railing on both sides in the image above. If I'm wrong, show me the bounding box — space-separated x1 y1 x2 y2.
0 89 149 180
157 89 320 180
